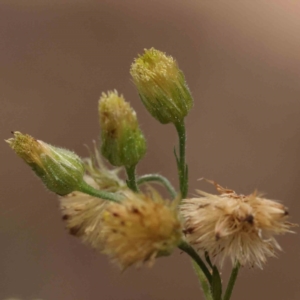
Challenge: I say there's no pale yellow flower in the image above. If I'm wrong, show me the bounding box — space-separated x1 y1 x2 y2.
180 181 295 268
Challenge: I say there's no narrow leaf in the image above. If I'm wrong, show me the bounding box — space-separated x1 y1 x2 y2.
205 252 213 269
173 146 179 165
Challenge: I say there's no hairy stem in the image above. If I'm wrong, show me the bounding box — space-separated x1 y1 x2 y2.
174 120 188 199
78 181 122 202
223 262 240 300
125 165 139 192
179 241 212 284
192 261 214 300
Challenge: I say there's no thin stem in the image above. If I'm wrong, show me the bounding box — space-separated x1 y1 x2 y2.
223 262 240 300
192 261 213 300
78 181 122 202
125 165 139 192
179 241 212 284
174 120 188 199
137 174 177 199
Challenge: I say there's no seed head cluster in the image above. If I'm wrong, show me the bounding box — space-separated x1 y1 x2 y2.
180 181 295 268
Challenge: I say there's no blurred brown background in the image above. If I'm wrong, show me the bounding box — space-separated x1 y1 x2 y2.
1 1 300 299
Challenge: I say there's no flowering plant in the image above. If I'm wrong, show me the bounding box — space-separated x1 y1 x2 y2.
6 48 296 300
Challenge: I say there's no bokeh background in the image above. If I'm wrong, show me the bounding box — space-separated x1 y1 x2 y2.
1 1 300 299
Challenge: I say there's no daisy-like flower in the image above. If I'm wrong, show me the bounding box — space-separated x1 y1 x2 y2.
180 181 296 268
61 186 182 269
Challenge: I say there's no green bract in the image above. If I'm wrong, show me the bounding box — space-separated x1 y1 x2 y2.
6 132 85 195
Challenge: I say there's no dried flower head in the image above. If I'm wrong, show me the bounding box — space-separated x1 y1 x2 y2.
99 190 182 269
61 186 182 269
84 141 126 192
130 48 193 124
180 181 295 268
60 175 108 245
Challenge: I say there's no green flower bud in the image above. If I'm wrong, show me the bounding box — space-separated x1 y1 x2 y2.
130 48 193 124
99 90 146 167
6 131 85 195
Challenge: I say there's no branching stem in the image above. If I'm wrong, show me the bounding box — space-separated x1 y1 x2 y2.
125 165 139 192
78 181 122 202
179 241 212 284
137 174 177 199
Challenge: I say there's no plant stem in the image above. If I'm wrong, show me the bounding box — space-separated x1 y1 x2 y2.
137 174 177 199
223 262 240 300
174 120 188 199
192 261 213 300
78 181 122 202
125 165 139 192
179 241 212 284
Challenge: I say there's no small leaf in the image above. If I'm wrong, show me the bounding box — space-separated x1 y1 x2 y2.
205 252 213 269
173 147 179 165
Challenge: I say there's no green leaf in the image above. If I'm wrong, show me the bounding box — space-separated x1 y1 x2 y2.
173 146 179 166
205 252 213 269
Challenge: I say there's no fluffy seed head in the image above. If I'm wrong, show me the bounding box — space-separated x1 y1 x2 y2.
84 142 126 192
99 190 182 269
130 48 193 124
60 175 108 244
180 181 296 268
61 186 182 269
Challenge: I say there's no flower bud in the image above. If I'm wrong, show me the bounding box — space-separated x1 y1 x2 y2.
99 90 146 167
6 131 85 195
130 48 193 124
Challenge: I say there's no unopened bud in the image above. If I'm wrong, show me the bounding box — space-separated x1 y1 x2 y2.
99 90 146 167
130 48 193 124
6 132 85 195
